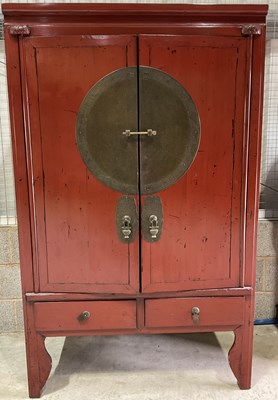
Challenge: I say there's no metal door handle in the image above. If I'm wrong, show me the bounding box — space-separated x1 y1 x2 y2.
122 215 132 239
149 215 159 238
123 129 157 137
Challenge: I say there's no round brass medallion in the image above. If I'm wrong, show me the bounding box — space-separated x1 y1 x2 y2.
76 66 200 194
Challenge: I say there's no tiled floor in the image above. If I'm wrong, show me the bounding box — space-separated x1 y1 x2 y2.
0 325 278 399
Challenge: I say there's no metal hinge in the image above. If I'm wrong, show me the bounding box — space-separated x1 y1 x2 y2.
241 25 262 37
9 25 31 37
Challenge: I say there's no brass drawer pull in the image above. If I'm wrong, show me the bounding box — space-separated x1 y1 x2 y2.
191 307 200 323
78 310 91 322
123 129 157 137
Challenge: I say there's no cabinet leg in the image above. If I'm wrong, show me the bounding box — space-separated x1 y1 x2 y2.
228 323 253 389
24 303 52 398
25 332 52 398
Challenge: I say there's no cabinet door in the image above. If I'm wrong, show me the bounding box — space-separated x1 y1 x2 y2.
23 35 139 293
139 35 248 292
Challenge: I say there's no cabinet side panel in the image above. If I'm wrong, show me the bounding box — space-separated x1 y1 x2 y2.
245 29 266 287
4 32 34 293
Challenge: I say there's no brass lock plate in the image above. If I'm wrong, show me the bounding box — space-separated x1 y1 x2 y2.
116 196 138 243
141 196 163 243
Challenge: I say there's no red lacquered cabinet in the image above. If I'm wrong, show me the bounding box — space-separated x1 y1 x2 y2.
3 4 267 398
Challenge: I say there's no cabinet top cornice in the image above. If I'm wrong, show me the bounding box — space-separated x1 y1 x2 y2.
2 3 268 23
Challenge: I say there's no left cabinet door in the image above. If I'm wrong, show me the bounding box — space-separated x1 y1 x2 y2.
23 35 139 293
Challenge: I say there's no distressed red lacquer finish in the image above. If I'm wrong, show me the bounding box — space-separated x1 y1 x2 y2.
22 35 139 294
139 35 247 293
3 3 267 398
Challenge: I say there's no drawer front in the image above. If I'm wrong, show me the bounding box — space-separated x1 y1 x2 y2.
145 297 245 328
34 300 137 332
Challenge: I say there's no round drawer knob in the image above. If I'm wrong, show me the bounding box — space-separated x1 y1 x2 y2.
191 306 200 323
78 310 91 322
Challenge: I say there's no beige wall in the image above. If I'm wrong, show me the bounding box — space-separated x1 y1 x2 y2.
0 222 277 332
256 221 278 319
0 226 23 332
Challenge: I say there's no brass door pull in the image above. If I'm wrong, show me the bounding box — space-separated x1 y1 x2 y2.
191 307 200 323
78 310 91 322
149 215 159 238
122 215 132 239
123 129 157 137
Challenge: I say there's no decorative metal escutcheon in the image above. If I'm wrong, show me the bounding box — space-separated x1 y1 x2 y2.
122 216 132 239
142 196 163 243
191 307 200 323
116 196 138 243
77 310 91 322
149 215 159 238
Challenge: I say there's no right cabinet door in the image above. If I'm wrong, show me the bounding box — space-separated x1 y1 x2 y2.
139 35 248 293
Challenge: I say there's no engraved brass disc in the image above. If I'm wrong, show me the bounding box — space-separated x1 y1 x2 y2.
76 66 200 195
139 67 200 194
76 67 138 194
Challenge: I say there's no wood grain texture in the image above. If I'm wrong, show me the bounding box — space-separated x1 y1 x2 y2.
34 300 137 332
25 303 52 398
139 35 247 293
145 297 245 328
228 296 253 389
244 28 267 287
25 286 252 302
2 3 268 22
3 32 34 294
2 4 268 38
23 35 139 294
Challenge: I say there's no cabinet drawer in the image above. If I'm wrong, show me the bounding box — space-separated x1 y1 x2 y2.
145 297 245 328
34 300 137 332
